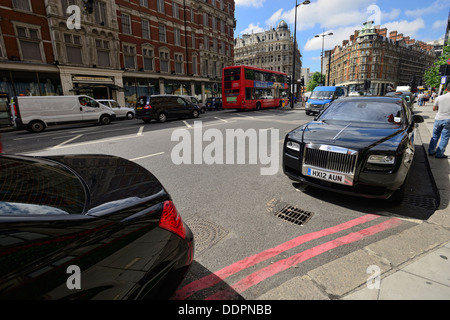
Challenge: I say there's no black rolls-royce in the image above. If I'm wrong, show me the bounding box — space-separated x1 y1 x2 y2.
0 154 194 300
283 97 424 203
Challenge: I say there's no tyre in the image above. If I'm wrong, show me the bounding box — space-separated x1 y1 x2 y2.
100 115 111 125
192 109 199 118
157 112 167 123
387 180 406 205
27 120 45 133
126 112 134 120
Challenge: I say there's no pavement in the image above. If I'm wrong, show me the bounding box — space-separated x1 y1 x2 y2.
259 100 450 300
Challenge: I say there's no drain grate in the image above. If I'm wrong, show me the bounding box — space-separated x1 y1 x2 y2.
275 205 314 226
402 194 439 211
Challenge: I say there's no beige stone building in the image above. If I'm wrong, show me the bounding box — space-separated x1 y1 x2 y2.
234 20 302 84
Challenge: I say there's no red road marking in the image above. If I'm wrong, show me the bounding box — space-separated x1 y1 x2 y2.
173 214 380 300
206 217 402 300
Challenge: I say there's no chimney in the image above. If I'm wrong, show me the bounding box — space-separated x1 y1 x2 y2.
389 31 398 40
378 28 387 37
342 40 349 46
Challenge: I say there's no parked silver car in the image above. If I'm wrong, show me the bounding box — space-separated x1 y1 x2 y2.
97 99 135 120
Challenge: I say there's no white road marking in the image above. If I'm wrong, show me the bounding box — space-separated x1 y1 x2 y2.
183 120 192 128
137 126 144 136
130 152 165 161
51 134 83 149
214 117 228 123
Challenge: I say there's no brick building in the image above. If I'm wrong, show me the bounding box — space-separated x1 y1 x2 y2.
0 0 235 107
327 21 437 95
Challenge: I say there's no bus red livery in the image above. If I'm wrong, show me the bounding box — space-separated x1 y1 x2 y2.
222 66 289 110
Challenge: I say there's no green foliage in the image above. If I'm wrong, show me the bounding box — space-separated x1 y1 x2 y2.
306 72 326 91
424 41 450 89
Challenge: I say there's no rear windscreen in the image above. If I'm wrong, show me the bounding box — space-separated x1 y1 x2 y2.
0 156 87 215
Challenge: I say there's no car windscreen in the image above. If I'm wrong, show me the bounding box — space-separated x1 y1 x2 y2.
310 91 334 100
0 156 87 215
319 100 404 124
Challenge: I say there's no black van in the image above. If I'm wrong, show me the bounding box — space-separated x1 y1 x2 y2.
135 95 200 123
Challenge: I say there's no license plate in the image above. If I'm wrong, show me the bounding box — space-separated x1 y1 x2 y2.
136 107 143 109
307 168 349 186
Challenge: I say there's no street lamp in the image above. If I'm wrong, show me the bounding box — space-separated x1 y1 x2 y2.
315 31 333 85
291 0 310 109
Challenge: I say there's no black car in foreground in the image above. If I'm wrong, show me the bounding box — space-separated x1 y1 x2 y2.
283 97 424 203
0 154 194 299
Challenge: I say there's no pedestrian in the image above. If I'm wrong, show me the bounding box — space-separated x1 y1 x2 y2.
428 83 450 159
431 91 437 103
418 92 424 106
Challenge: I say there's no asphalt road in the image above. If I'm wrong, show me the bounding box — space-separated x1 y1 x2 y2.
0 107 439 300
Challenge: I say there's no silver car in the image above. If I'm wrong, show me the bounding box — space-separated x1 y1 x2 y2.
97 99 135 120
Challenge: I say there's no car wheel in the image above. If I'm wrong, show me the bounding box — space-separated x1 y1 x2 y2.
100 115 111 125
387 181 406 205
157 112 167 123
192 109 199 118
27 120 45 133
126 112 134 120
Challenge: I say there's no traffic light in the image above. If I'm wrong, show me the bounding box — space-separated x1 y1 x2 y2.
287 77 291 85
300 77 305 87
83 0 94 14
439 64 450 76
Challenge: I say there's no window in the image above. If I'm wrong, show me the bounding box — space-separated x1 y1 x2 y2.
122 13 132 35
94 2 107 26
142 19 150 39
140 0 148 7
191 32 195 48
143 47 154 71
159 24 166 42
192 55 198 75
12 0 31 11
123 44 136 69
157 0 165 13
203 13 208 26
204 35 209 51
96 39 111 67
65 34 83 65
203 59 209 76
160 50 170 72
15 25 43 61
174 28 181 46
172 2 179 19
175 53 183 73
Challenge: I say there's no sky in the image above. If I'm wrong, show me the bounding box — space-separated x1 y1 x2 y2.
234 0 450 74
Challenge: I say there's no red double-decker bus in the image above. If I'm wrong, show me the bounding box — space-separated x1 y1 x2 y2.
222 66 289 110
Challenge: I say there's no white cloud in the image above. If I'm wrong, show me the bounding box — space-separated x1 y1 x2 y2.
235 0 266 8
382 18 426 37
405 0 450 17
240 23 265 34
432 19 447 30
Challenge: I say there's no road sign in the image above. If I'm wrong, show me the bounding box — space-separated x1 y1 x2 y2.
441 76 447 84
447 58 450 65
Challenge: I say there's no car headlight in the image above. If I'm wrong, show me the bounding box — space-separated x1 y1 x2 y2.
367 155 395 164
286 141 300 152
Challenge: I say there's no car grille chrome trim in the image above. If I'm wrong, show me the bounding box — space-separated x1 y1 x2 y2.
302 144 359 185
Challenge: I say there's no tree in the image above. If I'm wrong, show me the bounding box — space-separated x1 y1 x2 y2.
306 72 326 92
424 41 450 89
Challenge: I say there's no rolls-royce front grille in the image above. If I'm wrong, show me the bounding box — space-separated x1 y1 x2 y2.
303 145 358 174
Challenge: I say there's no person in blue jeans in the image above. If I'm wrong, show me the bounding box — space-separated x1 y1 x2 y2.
429 84 450 159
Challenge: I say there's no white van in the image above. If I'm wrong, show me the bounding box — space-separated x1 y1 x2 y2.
14 95 116 132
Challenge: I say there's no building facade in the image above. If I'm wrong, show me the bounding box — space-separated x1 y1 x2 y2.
0 0 235 108
328 21 437 95
234 20 302 84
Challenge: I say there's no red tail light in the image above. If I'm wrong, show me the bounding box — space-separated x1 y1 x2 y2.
144 104 152 109
159 200 186 239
